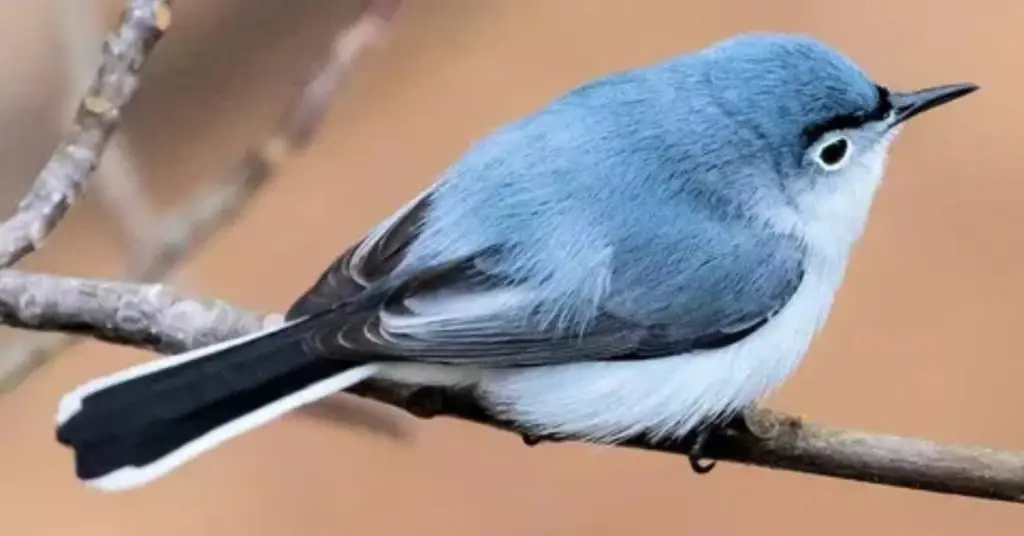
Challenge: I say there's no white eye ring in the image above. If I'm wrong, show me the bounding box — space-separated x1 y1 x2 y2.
814 134 853 171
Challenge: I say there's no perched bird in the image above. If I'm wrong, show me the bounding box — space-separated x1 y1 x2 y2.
55 32 978 492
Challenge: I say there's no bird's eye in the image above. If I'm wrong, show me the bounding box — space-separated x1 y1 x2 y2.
815 136 851 171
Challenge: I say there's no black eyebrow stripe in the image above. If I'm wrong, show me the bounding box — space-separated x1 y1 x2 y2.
801 84 893 146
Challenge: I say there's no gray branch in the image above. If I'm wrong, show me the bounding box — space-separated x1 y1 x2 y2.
0 0 401 394
0 0 171 267
0 0 1018 507
128 0 402 280
58 0 159 251
1 268 1021 504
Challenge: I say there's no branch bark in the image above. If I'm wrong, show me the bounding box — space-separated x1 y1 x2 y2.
0 0 401 393
0 0 171 268
1 268 1021 504
128 0 401 280
0 0 1018 508
59 0 158 251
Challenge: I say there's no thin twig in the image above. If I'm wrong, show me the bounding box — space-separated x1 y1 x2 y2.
0 268 1021 503
58 0 158 251
0 333 77 393
0 0 171 268
0 0 403 394
129 0 402 279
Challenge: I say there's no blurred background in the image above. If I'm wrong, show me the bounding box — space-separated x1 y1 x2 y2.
0 0 1021 534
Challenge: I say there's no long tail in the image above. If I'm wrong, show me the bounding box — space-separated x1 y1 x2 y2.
54 317 378 493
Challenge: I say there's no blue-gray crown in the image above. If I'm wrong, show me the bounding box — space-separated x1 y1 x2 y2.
699 33 886 151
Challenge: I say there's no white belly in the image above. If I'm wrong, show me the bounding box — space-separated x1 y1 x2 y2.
468 259 844 443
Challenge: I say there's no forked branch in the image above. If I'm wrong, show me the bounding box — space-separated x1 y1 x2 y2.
0 0 171 268
0 0 1019 507
0 0 400 393
0 269 1021 504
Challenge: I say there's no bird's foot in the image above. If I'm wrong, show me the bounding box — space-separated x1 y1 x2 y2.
520 432 543 447
687 426 717 474
686 407 767 474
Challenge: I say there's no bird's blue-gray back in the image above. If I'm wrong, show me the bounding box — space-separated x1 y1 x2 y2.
400 36 860 341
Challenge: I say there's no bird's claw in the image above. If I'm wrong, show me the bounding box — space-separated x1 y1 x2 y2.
688 426 717 474
520 432 543 447
689 456 717 474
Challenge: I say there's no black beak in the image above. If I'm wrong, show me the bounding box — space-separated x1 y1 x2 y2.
888 83 979 127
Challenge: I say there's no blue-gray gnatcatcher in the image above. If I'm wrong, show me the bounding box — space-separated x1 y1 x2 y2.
54 32 978 492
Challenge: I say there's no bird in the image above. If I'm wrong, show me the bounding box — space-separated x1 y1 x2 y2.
54 32 978 492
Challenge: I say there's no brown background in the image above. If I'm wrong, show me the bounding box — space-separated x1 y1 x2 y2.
0 1 1022 534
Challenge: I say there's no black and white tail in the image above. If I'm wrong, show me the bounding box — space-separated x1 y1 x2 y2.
54 317 378 492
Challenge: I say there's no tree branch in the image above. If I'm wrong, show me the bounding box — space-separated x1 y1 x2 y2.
0 0 401 394
1 268 1021 504
0 0 171 268
59 0 158 251
1 0 1017 507
0 269 267 352
128 0 402 280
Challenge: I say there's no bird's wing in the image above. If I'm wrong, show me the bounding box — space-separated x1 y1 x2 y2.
287 191 804 367
285 189 432 319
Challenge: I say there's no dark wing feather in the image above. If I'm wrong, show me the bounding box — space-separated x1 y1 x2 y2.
287 190 803 367
298 254 652 366
286 191 431 319
291 240 802 367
